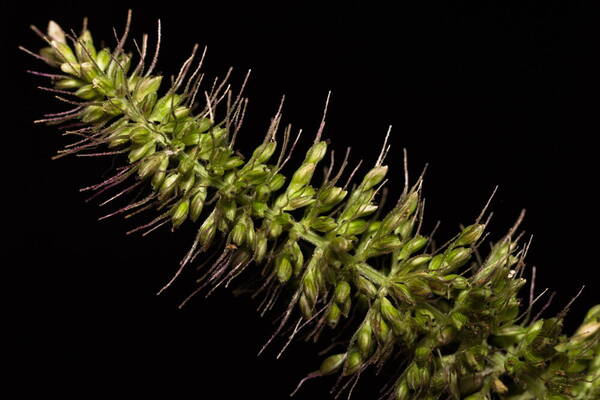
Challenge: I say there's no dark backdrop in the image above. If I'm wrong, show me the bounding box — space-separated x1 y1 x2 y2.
7 1 597 398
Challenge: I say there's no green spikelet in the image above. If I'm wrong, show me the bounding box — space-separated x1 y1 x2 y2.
24 13 599 400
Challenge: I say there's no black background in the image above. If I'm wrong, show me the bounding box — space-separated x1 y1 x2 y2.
6 1 598 398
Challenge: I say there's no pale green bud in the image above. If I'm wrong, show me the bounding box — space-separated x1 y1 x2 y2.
138 152 167 180
80 105 105 123
356 275 378 297
55 78 84 89
151 156 169 191
178 173 195 195
128 141 156 163
268 173 286 191
95 48 111 72
231 220 247 246
92 75 116 97
357 323 373 356
320 186 347 206
299 293 313 319
173 106 190 119
75 30 96 61
253 235 268 263
446 247 471 271
406 364 421 390
428 254 445 271
361 166 388 190
456 224 485 246
380 297 401 323
223 157 244 170
289 242 304 275
276 255 293 283
171 199 190 228
134 76 162 103
395 381 410 400
158 173 180 201
52 40 77 64
405 254 432 270
334 281 351 304
129 126 154 144
327 303 341 328
342 219 368 235
102 98 128 115
251 141 277 164
198 210 218 247
75 84 98 100
289 163 315 191
267 221 282 239
78 61 98 81
149 94 182 122
190 186 207 222
398 235 428 260
311 216 337 232
305 141 328 164
395 218 415 240
355 204 378 218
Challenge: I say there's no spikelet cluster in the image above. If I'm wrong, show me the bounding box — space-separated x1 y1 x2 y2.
23 14 599 400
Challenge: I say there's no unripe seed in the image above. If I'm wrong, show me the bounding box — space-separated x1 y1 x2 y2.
334 281 351 304
406 364 421 390
55 78 84 89
356 275 378 297
231 220 247 246
406 254 432 270
134 76 162 103
268 173 286 191
289 163 315 191
395 381 410 400
305 141 328 164
178 173 195 195
81 105 105 123
320 186 347 206
75 84 98 100
95 48 111 72
327 303 341 328
186 187 207 222
357 323 373 356
319 353 346 376
456 224 485 246
398 235 428 260
75 30 96 61
252 141 277 164
380 297 401 323
158 172 180 201
52 40 77 64
311 216 337 232
130 126 154 144
361 166 388 190
171 199 190 228
344 351 362 375
254 235 268 263
151 155 169 190
138 152 167 179
299 293 313 319
276 255 293 283
198 210 218 248
446 247 471 270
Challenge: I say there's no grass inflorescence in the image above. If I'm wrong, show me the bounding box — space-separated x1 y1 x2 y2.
22 12 599 400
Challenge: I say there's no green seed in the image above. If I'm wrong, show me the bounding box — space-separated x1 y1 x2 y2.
319 353 346 376
171 199 190 228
